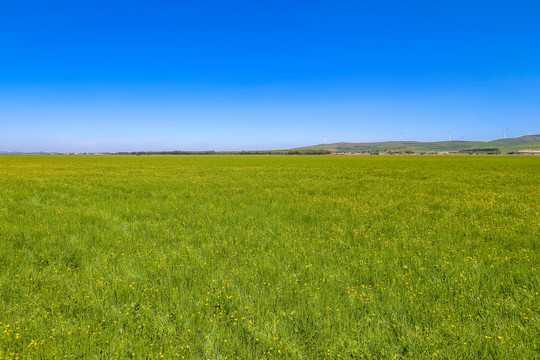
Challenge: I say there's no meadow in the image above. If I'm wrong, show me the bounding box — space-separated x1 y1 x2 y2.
0 155 538 359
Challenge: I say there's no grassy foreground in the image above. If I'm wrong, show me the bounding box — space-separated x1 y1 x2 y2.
0 155 538 359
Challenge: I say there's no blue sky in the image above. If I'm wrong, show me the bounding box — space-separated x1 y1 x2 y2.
1 1 539 152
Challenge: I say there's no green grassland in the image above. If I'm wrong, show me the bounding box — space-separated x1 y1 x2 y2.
0 155 538 359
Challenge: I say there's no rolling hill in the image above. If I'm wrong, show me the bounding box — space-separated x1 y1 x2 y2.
292 135 540 154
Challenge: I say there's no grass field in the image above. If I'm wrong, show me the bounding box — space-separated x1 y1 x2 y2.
0 155 538 359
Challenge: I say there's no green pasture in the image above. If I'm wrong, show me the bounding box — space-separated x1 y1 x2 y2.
0 155 538 359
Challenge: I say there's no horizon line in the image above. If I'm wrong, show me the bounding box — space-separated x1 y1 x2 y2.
1 134 538 154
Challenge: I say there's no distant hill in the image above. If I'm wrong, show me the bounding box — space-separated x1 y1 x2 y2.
2 135 539 155
292 135 540 154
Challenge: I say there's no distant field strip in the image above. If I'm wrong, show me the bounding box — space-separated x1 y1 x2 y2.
0 155 538 359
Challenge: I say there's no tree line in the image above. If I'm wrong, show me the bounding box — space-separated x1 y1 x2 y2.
115 150 332 155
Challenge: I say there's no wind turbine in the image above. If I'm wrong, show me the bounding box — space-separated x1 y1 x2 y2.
504 129 507 139
528 127 532 136
449 131 452 141
400 132 403 143
324 136 327 144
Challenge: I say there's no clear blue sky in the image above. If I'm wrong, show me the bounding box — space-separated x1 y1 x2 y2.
1 1 539 152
